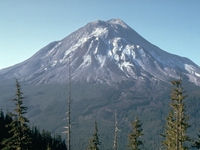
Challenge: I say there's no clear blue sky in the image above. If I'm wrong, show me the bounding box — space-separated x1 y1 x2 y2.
0 1 200 69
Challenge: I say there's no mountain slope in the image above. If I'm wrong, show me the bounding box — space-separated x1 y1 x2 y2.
0 19 200 85
1 19 200 149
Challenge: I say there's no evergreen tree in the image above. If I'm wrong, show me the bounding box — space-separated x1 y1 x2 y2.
0 109 5 149
46 144 51 150
0 111 13 149
161 79 190 150
0 110 67 150
87 121 101 150
1 79 31 150
128 117 143 150
29 126 67 150
192 130 200 149
161 110 176 149
30 126 43 150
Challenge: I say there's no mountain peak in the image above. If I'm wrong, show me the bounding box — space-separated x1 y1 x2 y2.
86 18 129 30
107 18 129 28
1 19 200 85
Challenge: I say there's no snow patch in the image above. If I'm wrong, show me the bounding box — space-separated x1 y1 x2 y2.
118 61 134 77
122 61 134 68
123 45 135 58
96 55 106 67
136 45 140 49
114 55 120 62
184 64 200 78
91 27 108 38
59 37 89 64
80 55 92 68
51 60 57 67
185 64 195 74
94 42 99 54
195 72 200 77
44 42 61 58
107 19 128 28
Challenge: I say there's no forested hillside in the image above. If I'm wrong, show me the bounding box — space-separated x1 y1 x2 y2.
1 79 200 149
0 80 66 150
0 111 67 150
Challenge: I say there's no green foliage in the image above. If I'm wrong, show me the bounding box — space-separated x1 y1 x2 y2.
0 111 67 150
0 80 67 150
161 79 190 150
1 79 200 149
0 110 12 149
193 131 200 149
29 127 67 150
1 79 31 150
87 121 101 150
161 110 176 149
128 117 143 150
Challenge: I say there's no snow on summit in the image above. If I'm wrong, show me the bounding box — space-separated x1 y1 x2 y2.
0 19 200 85
107 18 130 28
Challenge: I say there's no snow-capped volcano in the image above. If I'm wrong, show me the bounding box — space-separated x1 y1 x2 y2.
1 19 200 85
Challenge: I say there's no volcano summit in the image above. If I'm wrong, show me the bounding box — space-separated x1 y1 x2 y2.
0 19 200 85
1 19 200 150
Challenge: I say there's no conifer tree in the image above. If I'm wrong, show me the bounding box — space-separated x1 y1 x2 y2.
0 109 5 149
192 130 200 149
161 110 176 149
161 79 190 150
1 79 31 150
87 121 101 150
128 117 143 150
0 112 13 149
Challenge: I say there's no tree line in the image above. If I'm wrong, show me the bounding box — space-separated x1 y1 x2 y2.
0 79 66 150
1 78 200 149
86 79 200 150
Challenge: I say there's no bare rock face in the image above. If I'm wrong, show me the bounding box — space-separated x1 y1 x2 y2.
1 19 200 85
